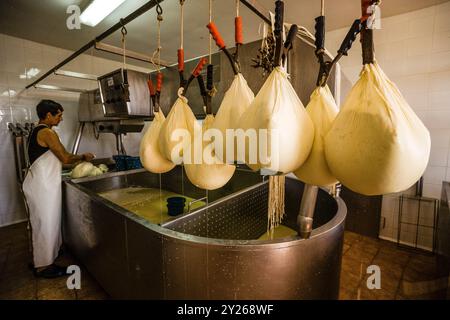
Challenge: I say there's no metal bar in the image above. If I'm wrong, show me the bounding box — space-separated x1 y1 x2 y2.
34 84 88 93
54 70 98 81
95 42 171 67
240 0 270 24
26 0 164 89
72 122 85 154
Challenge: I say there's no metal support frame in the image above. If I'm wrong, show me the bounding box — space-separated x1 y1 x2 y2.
24 0 273 90
25 0 165 89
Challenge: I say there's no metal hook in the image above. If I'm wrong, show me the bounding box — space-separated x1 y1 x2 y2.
156 0 163 16
120 19 128 36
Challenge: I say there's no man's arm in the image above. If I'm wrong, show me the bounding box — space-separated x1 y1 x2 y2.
37 128 93 165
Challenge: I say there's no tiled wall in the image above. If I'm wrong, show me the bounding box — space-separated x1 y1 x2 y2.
0 33 152 227
326 2 450 249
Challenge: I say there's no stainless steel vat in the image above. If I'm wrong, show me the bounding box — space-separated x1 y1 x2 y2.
63 167 346 299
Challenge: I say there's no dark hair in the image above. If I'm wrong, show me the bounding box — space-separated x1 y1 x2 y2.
36 100 64 120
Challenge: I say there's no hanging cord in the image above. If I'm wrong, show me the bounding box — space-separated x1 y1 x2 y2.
234 0 243 69
120 19 127 70
209 0 212 63
178 0 186 88
207 0 217 99
180 0 185 50
321 0 325 16
156 1 163 73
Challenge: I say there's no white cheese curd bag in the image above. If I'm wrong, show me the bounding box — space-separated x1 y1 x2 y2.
71 162 95 179
184 115 236 190
139 111 175 173
158 90 197 165
238 66 314 174
324 62 431 195
294 85 338 186
211 73 254 163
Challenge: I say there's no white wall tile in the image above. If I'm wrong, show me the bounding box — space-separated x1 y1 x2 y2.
5 43 26 74
409 15 435 39
406 37 432 57
429 147 448 166
388 21 410 42
429 70 450 92
439 1 450 11
432 31 450 53
429 91 450 110
424 166 446 184
429 51 450 73
394 74 429 94
422 183 442 199
424 110 450 129
434 11 450 33
404 54 431 76
430 129 450 148
401 89 428 110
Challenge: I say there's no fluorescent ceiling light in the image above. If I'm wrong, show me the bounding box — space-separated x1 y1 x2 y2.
1 90 16 97
19 68 40 79
80 0 126 27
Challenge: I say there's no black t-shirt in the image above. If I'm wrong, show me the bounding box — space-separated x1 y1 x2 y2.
28 124 50 165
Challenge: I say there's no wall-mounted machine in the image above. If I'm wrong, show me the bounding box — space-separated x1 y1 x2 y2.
97 68 151 118
74 68 152 156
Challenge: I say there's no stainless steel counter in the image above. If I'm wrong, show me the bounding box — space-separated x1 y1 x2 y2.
63 167 346 299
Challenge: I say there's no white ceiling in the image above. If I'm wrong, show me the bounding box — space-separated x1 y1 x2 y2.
0 0 447 69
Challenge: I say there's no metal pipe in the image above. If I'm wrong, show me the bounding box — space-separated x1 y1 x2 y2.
25 0 165 89
297 184 319 239
240 0 270 24
71 122 85 154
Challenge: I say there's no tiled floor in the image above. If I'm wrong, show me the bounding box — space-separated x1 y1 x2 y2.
0 223 108 300
340 231 449 300
0 222 448 300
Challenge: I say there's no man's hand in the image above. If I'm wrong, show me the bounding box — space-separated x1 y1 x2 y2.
82 153 95 162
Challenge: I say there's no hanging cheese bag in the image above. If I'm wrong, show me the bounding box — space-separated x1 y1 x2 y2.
207 19 255 163
324 28 430 195
238 65 314 173
184 114 236 190
158 91 197 165
140 73 176 173
140 111 176 173
294 85 338 186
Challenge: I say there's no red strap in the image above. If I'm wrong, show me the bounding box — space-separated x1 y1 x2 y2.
207 22 226 49
235 16 243 45
178 49 185 72
192 58 208 77
147 79 155 96
156 72 163 92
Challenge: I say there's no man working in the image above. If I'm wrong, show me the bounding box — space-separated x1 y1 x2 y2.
23 100 95 278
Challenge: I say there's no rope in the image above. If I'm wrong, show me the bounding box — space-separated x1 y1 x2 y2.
236 0 239 17
209 0 212 63
121 22 127 70
321 0 325 16
157 19 161 72
180 0 184 49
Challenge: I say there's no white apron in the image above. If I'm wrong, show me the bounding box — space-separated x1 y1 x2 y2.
23 149 62 268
